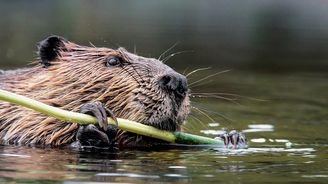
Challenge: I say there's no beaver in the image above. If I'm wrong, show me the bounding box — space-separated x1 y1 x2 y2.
0 36 244 148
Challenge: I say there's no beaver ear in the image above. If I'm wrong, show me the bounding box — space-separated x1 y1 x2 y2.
37 35 68 67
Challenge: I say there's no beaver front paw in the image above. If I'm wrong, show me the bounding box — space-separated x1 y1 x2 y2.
220 130 247 149
80 101 118 131
76 101 118 148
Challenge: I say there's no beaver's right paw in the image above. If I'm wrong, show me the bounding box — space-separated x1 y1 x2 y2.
220 130 247 149
76 124 111 147
76 101 118 148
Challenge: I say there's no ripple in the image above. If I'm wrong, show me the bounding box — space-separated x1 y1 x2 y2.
200 130 226 135
164 174 188 178
213 147 316 155
168 166 187 169
208 122 220 127
302 175 328 178
95 173 160 179
248 148 316 153
0 153 30 158
243 124 274 133
251 138 266 143
275 139 290 143
248 124 274 129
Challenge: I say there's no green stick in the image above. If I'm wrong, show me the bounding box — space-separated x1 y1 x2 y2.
0 89 224 145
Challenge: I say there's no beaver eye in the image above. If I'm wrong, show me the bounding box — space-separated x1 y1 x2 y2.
105 57 121 67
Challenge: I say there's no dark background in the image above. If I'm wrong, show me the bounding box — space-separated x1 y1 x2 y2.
0 0 328 72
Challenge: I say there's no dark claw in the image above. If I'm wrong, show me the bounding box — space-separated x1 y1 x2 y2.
220 132 229 146
220 130 247 149
106 108 118 127
80 101 118 131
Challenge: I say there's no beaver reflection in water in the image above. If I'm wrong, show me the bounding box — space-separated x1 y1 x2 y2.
0 36 244 148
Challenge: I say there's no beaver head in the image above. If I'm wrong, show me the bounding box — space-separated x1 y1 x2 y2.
35 36 190 132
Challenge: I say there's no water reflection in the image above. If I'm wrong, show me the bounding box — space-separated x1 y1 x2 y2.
0 146 80 181
0 141 323 183
243 124 274 133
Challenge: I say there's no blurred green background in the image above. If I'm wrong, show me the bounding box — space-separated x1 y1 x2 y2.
1 0 328 72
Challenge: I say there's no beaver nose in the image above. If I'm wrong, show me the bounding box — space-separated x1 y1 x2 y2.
159 73 188 97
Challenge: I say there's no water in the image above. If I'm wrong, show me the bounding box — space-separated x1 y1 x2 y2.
0 71 327 183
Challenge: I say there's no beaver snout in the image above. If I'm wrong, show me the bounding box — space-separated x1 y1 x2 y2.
159 73 188 98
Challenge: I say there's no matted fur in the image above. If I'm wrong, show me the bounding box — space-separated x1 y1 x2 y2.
0 38 190 147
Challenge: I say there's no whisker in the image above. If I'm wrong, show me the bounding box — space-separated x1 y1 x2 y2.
191 101 233 122
190 94 241 105
191 106 216 123
121 65 141 86
188 79 214 89
158 42 180 60
189 70 231 87
182 67 190 76
131 63 145 83
191 92 268 102
162 50 193 63
89 42 96 48
180 120 194 133
186 114 207 131
191 94 237 101
185 67 211 78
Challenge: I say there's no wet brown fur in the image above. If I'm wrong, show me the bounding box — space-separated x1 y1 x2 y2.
0 37 190 147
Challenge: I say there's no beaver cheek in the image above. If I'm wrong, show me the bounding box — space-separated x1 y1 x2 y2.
127 100 148 122
177 96 191 124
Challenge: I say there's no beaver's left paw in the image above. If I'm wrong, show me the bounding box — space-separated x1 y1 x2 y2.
220 130 247 149
76 101 118 148
80 101 118 131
